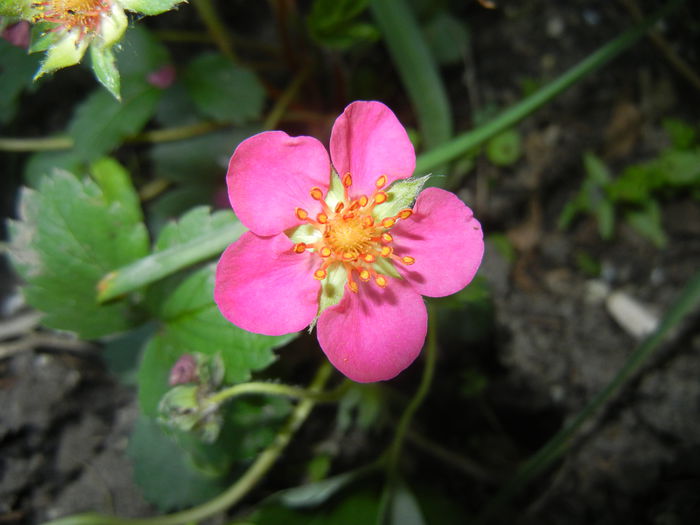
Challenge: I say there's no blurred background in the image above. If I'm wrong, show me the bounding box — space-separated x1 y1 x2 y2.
1 0 699 523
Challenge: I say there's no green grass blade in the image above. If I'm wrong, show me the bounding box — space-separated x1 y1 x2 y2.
370 0 452 153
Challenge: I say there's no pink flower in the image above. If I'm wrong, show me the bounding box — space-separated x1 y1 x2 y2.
214 101 484 382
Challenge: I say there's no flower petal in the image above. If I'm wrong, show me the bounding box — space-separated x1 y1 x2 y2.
317 279 427 382
227 131 331 236
330 101 415 198
214 232 320 336
391 187 484 297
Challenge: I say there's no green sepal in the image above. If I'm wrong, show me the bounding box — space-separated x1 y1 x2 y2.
29 22 60 53
119 0 185 15
90 45 121 100
0 0 31 17
313 262 347 328
34 31 88 79
374 174 431 219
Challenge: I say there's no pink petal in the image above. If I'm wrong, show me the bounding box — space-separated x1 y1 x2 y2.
317 279 427 382
227 131 331 236
215 232 320 336
330 101 415 198
390 187 484 297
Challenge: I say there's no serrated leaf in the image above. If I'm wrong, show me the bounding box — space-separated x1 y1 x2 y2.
8 169 149 338
0 39 40 123
154 206 235 251
128 416 226 511
138 263 296 415
68 74 161 161
90 45 121 100
183 53 265 124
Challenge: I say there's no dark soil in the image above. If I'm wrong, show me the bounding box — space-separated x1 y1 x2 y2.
1 0 699 524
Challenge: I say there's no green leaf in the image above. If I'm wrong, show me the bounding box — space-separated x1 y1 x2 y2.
625 201 667 248
657 148 700 186
127 416 226 511
7 169 149 338
308 0 379 49
23 150 84 187
153 206 235 252
662 118 697 150
0 39 40 123
138 263 296 416
119 0 185 15
183 53 265 124
150 127 255 182
68 74 161 161
90 45 121 100
486 128 522 167
422 11 470 66
390 482 426 525
115 24 170 77
273 465 377 508
583 151 612 184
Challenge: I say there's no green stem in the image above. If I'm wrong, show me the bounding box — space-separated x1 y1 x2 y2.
205 378 351 407
414 0 686 177
42 362 334 525
0 136 73 152
97 218 245 303
193 0 238 62
375 304 438 524
475 268 700 524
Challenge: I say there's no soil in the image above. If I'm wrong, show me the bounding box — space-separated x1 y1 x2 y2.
1 1 699 524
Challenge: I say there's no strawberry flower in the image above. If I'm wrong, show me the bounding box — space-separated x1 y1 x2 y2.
215 101 484 382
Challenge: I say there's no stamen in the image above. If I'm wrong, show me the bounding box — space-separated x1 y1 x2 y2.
310 187 324 200
362 216 374 228
381 217 395 228
314 268 327 280
359 269 371 281
363 253 376 263
381 232 393 243
380 246 393 257
401 256 415 265
375 175 387 189
293 243 307 254
375 275 388 288
373 192 388 205
342 173 353 188
398 209 413 220
358 195 369 207
320 247 332 257
317 213 328 224
295 208 309 221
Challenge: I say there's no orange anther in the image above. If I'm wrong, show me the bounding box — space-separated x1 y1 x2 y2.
314 268 327 280
342 251 356 261
398 209 413 220
381 232 393 243
362 216 374 228
359 269 371 281
375 175 387 188
293 243 307 253
375 275 388 288
342 173 353 188
381 217 395 228
401 256 415 265
349 280 359 293
320 247 332 257
317 213 328 224
310 187 324 200
374 192 388 205
380 246 393 257
295 208 309 220
358 195 369 207
334 202 345 213
349 201 361 211
363 253 376 263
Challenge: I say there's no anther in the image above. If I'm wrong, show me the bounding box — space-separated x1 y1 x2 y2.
375 275 388 288
359 269 371 281
342 173 353 188
320 247 332 257
295 208 309 221
380 246 393 257
293 243 307 253
381 232 393 243
363 254 376 263
334 202 344 213
310 187 324 200
401 256 416 265
358 195 369 207
342 252 356 261
314 268 327 280
317 213 328 224
398 209 413 220
375 175 387 189
349 280 359 293
362 216 374 228
381 217 395 228
374 192 388 205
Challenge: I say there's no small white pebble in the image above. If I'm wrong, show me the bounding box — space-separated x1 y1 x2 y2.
606 291 659 339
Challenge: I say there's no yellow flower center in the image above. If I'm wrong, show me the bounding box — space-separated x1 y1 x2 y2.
293 174 416 293
32 0 110 36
